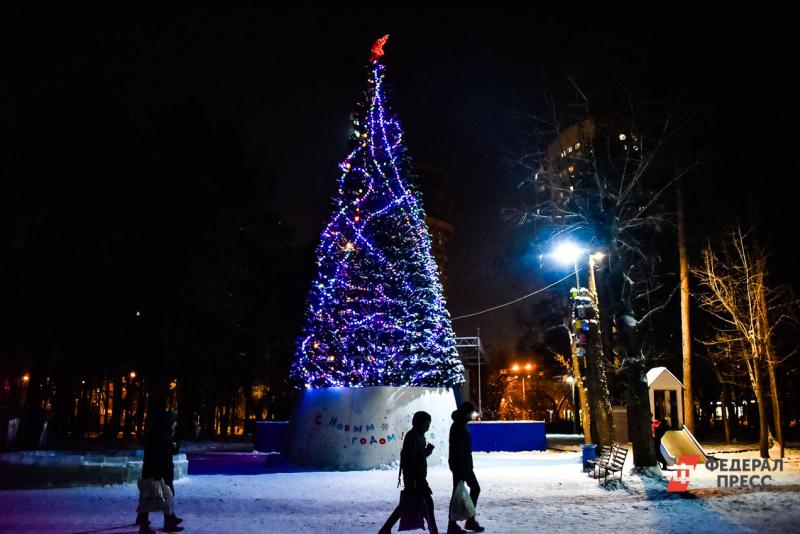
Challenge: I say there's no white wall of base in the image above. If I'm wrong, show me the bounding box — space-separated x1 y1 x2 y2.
287 386 457 470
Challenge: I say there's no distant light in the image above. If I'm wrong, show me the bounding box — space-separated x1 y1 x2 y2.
525 363 533 371
566 376 575 384
552 242 584 265
22 374 30 382
135 311 141 317
129 371 136 379
511 364 520 372
619 133 627 141
590 252 605 262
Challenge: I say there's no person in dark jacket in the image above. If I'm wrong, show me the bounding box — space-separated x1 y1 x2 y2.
379 411 438 534
136 411 183 533
448 402 484 534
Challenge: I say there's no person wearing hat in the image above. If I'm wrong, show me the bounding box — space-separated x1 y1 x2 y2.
136 410 183 533
448 402 484 533
379 411 438 534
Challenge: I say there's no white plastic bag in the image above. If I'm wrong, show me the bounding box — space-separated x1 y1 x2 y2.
137 478 173 514
449 480 476 521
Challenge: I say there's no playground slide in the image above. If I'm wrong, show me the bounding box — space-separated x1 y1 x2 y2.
660 426 710 466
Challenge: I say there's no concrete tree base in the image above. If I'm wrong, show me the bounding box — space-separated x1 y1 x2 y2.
286 386 457 470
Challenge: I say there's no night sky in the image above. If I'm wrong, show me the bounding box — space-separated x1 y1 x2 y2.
2 5 798 353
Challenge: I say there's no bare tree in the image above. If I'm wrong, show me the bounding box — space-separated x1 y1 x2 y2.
693 227 795 458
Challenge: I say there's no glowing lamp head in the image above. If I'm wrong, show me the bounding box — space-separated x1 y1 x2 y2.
525 363 533 371
511 364 520 372
22 374 30 383
552 242 583 265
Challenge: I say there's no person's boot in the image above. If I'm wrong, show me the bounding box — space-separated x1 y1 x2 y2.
464 516 485 532
135 512 150 526
164 513 185 532
138 524 156 534
447 521 467 534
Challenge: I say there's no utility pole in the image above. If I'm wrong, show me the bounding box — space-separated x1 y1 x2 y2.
677 177 694 432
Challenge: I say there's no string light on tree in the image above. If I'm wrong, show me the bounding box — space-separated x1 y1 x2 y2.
291 36 464 389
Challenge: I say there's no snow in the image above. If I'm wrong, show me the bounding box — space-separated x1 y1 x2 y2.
1 447 799 533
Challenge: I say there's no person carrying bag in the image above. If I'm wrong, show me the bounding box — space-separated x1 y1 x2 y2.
135 411 184 534
379 411 439 534
448 402 484 533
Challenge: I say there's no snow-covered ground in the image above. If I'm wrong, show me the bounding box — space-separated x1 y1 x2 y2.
1 447 799 533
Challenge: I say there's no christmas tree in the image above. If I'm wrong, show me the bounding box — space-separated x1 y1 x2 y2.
291 36 464 389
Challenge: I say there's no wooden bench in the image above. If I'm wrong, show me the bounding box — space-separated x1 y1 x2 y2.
585 445 612 478
596 444 628 483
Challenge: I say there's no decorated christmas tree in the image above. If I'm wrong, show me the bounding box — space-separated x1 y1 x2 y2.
291 36 464 389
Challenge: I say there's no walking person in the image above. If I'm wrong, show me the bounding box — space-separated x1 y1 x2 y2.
448 402 484 534
136 410 184 533
379 411 438 534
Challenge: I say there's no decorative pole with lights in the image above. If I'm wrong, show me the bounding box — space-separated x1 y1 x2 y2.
550 243 615 445
285 37 463 470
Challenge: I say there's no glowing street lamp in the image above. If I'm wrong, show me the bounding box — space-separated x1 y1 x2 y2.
551 242 585 287
511 362 534 405
552 242 584 265
565 375 578 434
548 242 606 441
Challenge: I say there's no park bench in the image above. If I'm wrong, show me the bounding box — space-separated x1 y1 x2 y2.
586 445 612 478
596 443 628 483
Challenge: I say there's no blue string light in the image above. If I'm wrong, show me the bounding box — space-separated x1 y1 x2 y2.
290 55 464 389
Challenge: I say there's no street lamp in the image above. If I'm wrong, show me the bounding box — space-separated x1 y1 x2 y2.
511 362 534 405
551 242 584 287
549 242 607 443
549 242 606 291
566 375 577 434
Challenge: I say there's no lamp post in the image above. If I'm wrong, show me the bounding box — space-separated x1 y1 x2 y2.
511 362 534 413
511 363 525 402
549 242 615 446
552 242 582 287
566 375 577 434
549 242 595 443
